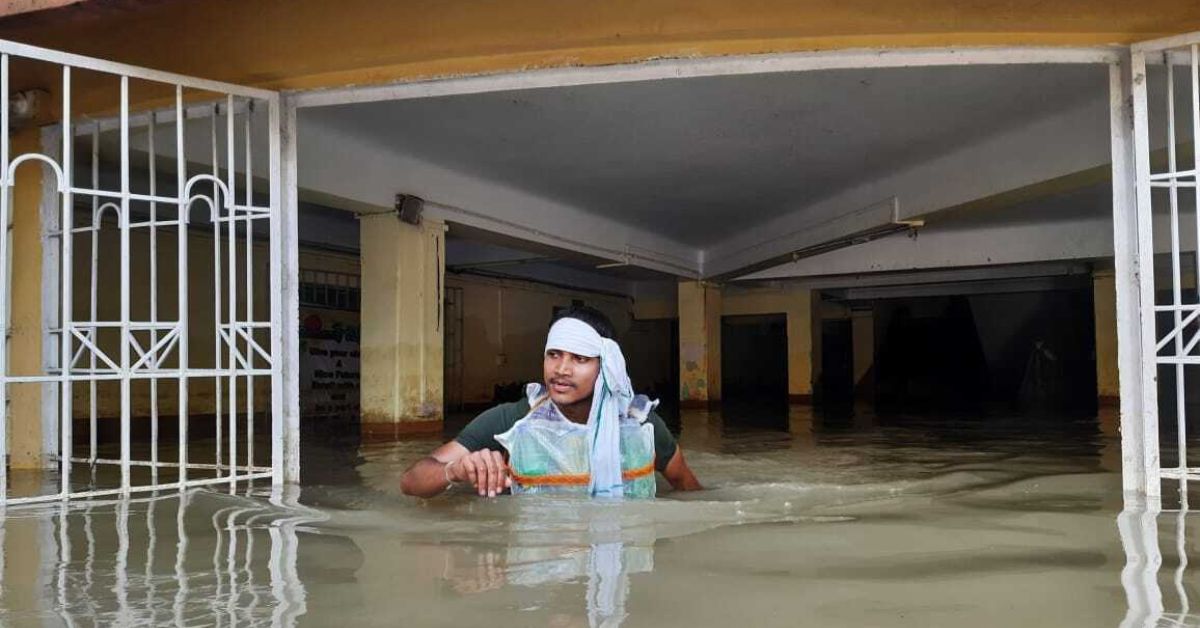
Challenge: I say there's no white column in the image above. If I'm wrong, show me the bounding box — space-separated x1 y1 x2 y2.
272 95 302 485
1112 53 1158 499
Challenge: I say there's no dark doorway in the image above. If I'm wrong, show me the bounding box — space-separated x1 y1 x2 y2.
721 314 788 427
625 318 680 426
818 318 855 407
872 289 1096 416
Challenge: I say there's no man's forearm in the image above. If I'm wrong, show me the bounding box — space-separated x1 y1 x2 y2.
400 457 452 498
663 449 703 491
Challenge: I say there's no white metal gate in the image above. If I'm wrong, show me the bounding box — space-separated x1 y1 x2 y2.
1130 32 1200 495
0 40 287 505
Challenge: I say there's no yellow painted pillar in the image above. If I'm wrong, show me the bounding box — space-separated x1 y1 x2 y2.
678 281 721 407
9 127 45 468
359 214 445 439
1093 270 1119 406
785 289 813 403
851 307 874 398
810 294 824 400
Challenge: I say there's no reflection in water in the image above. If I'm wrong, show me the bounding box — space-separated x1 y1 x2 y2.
1120 481 1198 628
2 405 1200 626
505 511 650 628
0 486 323 626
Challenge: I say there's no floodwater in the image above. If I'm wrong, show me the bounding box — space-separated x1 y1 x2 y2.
0 405 1197 627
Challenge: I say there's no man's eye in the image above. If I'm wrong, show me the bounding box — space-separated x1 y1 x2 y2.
574 355 590 364
547 350 560 358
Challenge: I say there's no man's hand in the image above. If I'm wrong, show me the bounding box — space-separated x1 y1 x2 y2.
447 448 512 497
401 441 511 498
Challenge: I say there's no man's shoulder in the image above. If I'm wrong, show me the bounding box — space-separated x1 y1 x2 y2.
474 398 531 426
456 398 532 450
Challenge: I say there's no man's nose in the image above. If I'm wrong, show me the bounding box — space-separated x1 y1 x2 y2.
553 357 571 374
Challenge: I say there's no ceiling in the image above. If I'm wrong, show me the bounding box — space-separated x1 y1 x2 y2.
318 63 1109 248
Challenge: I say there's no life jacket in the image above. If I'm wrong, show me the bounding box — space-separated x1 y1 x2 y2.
496 383 657 498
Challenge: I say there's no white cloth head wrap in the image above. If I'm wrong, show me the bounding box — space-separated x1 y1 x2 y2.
545 317 632 497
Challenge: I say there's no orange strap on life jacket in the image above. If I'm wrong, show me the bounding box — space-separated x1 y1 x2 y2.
512 461 656 487
511 471 590 487
620 461 655 481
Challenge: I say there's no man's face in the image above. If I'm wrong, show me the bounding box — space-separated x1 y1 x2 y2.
543 348 600 407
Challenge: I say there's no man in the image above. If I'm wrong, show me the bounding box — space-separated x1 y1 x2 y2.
401 305 702 497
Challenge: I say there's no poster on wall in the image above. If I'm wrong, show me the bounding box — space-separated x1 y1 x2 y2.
299 312 361 421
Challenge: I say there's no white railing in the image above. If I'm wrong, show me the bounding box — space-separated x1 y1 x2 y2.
1131 34 1200 494
0 38 283 505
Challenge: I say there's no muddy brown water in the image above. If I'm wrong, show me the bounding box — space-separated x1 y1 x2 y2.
0 406 1195 627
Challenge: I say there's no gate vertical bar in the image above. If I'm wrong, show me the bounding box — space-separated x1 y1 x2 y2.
88 123 97 466
1131 49 1163 497
244 103 254 472
59 65 72 498
148 110 158 484
119 76 131 494
225 93 237 489
0 53 10 506
1191 45 1200 480
176 86 188 489
39 125 61 468
1165 61 1187 475
211 106 222 476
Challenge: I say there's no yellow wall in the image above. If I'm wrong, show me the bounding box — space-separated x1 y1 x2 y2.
1 0 1198 115
722 283 814 400
632 294 677 321
1093 270 1119 403
9 128 45 467
446 273 633 406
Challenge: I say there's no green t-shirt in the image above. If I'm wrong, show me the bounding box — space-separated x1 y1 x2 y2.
455 399 679 472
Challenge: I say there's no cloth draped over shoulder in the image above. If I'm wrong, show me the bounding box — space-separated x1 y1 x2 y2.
543 317 633 497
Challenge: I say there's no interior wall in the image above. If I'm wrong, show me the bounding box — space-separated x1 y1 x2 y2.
446 273 633 407
1092 270 1119 404
297 249 361 434
722 283 814 400
9 128 46 467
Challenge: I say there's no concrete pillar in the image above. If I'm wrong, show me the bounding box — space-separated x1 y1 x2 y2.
1093 269 1119 406
785 289 814 403
359 215 445 439
678 281 721 407
810 294 824 401
851 306 875 399
9 128 46 468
